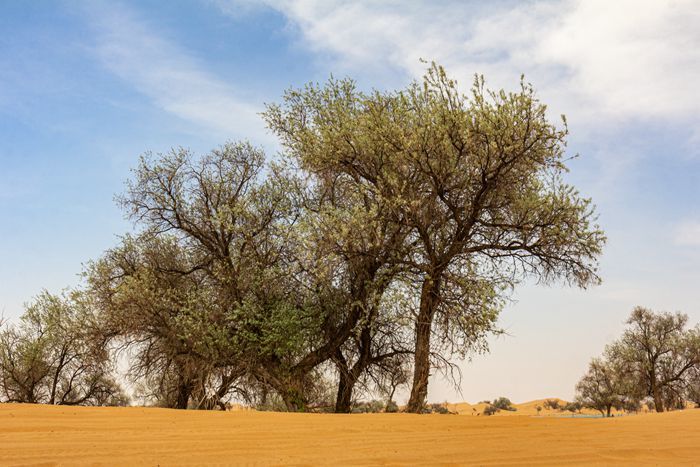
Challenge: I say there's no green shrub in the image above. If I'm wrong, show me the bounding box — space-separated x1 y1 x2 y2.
492 397 516 411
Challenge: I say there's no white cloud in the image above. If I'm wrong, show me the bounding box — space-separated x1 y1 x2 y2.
674 220 700 246
82 2 269 143
223 0 700 129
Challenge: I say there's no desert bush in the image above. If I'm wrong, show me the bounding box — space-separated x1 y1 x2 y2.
385 400 399 413
543 399 561 411
351 400 386 413
483 404 499 416
492 397 517 411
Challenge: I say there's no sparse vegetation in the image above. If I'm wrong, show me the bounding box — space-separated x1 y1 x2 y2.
492 397 517 411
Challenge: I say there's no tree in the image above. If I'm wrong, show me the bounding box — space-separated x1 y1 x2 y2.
86 232 251 410
607 307 700 412
0 291 126 406
576 358 630 417
543 398 561 411
685 366 700 408
563 401 582 414
112 141 412 412
264 63 605 412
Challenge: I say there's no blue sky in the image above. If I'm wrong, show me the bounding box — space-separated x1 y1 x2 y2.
2 0 699 403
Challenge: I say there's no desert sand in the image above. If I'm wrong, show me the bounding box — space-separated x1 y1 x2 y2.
1 403 699 466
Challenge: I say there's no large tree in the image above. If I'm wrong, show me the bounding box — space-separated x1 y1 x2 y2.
264 63 605 412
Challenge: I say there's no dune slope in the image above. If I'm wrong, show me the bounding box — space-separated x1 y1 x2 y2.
1 403 699 465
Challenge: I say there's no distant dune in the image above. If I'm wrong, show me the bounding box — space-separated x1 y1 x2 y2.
1 403 699 465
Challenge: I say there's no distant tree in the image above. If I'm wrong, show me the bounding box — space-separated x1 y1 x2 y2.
607 307 700 412
483 404 499 416
563 401 582 414
0 291 127 406
543 399 561 411
575 357 631 417
536 405 542 415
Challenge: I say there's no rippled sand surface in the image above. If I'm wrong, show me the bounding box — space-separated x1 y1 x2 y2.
1 403 699 465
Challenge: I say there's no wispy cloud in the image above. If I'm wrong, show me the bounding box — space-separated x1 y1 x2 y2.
219 0 700 130
82 2 270 143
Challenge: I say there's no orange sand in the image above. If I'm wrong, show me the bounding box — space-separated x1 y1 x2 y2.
1 403 699 465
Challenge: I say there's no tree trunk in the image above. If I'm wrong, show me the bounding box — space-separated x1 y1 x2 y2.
175 381 191 409
606 405 612 417
652 384 664 412
335 371 354 413
406 275 441 413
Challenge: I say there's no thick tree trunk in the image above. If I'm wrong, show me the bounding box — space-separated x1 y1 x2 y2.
335 371 354 413
406 275 441 413
175 379 191 410
334 325 373 413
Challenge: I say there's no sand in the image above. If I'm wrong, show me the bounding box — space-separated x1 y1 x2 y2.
1 403 699 465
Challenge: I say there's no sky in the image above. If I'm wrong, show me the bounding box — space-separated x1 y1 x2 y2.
1 0 700 404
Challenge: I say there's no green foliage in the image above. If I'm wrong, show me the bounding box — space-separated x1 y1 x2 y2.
576 306 700 415
492 397 517 411
0 291 127 406
265 62 605 412
352 400 386 413
5 63 609 413
563 401 582 413
421 403 453 414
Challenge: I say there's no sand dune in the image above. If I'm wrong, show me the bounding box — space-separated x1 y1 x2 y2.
1 403 699 465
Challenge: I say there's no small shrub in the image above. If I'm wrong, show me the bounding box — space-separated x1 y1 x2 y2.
483 404 499 416
420 403 453 414
351 399 385 413
385 400 399 413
